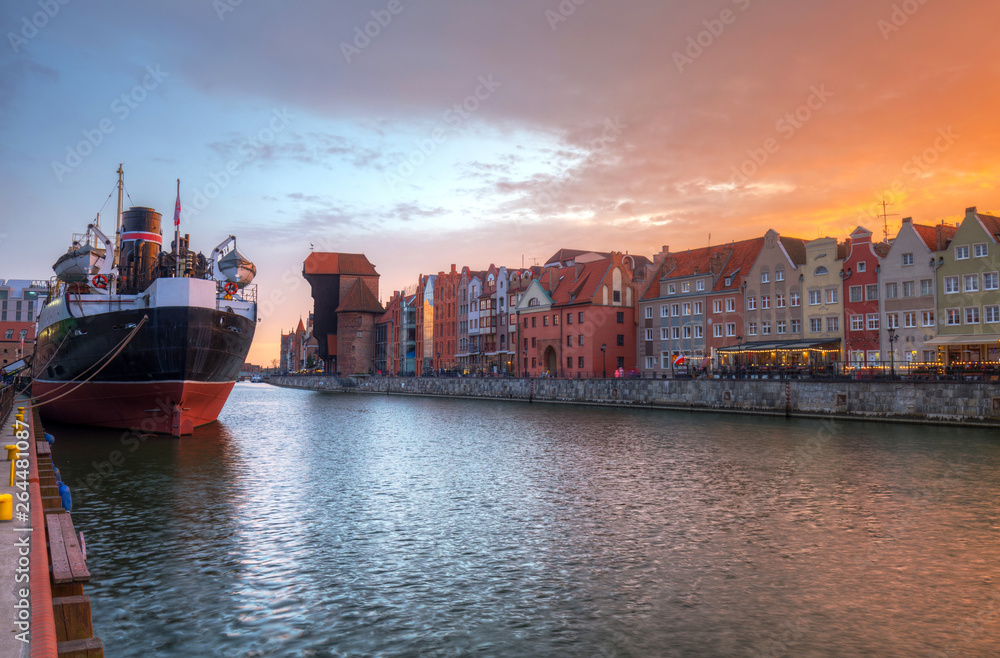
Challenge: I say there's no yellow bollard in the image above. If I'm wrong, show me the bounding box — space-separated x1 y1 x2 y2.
4 445 17 461
0 494 11 521
8 460 13 487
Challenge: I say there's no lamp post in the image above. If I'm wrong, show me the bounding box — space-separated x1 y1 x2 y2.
601 343 607 378
887 326 898 380
736 335 743 379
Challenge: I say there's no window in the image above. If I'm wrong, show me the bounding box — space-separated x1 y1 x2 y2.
775 294 785 308
851 315 864 331
568 335 574 346
826 288 838 304
683 326 691 339
713 300 722 313
790 292 801 307
726 298 736 312
713 324 723 337
747 296 757 310
761 322 771 335
850 286 863 302
724 277 732 287
867 314 879 330
532 357 537 368
616 334 625 346
985 306 1000 323
866 284 878 301
616 311 624 323
902 253 913 266
643 329 652 341
761 271 769 283
944 276 959 294
682 303 692 316
567 312 574 324
694 325 704 338
946 308 961 326
579 312 584 323
661 305 668 318
672 304 680 317
974 243 988 258
761 296 770 309
814 266 828 275
826 316 839 332
857 261 867 272
747 322 757 336
660 328 669 340
985 272 999 290
667 283 676 295
531 337 537 347
726 323 736 336
532 317 536 328
567 356 573 369
696 280 705 291
921 279 933 296
966 307 980 324
3 330 11 339
776 269 785 282
553 313 560 325
809 318 822 333
578 335 584 346
808 290 821 305
616 356 625 369
682 282 690 293
921 311 934 327
886 313 899 329
884 282 897 299
903 312 916 328
902 281 914 297
955 245 970 260
543 316 548 327
645 356 656 369
790 319 801 333
964 274 979 292
613 290 621 302
777 320 787 334
643 307 651 319
578 356 585 369
672 327 680 339
693 301 703 314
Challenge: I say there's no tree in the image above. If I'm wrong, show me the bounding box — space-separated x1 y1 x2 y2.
306 355 315 369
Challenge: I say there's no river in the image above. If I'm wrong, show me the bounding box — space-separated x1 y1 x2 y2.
51 383 1000 656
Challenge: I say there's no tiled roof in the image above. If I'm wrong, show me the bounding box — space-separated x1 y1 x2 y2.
711 238 765 292
544 248 611 266
549 259 611 305
376 295 400 324
304 252 378 276
336 280 385 314
778 237 807 266
640 245 718 300
976 212 1000 242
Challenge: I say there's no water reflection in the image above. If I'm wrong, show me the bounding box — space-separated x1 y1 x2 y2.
52 384 1000 656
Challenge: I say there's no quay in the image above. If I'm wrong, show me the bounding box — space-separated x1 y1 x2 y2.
269 375 1000 428
0 388 103 657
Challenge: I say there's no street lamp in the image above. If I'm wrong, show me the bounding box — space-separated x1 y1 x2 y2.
601 343 607 378
887 326 899 379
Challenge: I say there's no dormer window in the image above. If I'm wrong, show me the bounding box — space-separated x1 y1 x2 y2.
667 283 676 294
724 276 731 286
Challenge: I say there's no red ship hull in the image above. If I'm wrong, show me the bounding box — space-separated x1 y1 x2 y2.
32 379 235 436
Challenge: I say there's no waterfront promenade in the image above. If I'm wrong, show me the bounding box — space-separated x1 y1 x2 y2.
1 394 33 658
270 374 1000 427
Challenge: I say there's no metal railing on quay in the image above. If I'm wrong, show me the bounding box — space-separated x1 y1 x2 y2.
0 383 14 424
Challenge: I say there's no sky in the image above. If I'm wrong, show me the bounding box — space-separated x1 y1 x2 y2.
1 0 998 366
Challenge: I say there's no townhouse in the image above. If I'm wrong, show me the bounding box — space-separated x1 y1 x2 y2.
842 227 888 365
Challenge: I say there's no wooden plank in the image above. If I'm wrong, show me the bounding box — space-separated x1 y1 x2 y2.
53 595 93 643
59 515 90 582
37 441 52 456
47 514 73 584
57 637 104 658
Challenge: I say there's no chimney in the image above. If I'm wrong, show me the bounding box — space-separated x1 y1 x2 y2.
451 263 457 274
966 206 977 217
548 266 558 291
902 217 912 224
936 224 945 251
653 245 670 267
575 262 584 281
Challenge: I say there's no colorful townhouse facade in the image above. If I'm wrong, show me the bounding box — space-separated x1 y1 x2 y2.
842 227 888 365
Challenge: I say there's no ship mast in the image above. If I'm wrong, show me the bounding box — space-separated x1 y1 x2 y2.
114 163 124 294
175 178 181 278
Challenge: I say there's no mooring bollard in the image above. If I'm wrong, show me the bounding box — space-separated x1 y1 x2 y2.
0 493 11 521
4 444 18 461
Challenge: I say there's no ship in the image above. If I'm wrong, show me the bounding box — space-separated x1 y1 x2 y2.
31 165 257 436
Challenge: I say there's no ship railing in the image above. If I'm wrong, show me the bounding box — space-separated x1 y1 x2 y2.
217 281 257 305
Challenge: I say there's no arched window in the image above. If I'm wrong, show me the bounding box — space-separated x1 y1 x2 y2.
528 298 539 307
814 266 828 275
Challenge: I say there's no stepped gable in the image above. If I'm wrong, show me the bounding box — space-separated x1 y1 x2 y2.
303 252 378 276
336 279 385 314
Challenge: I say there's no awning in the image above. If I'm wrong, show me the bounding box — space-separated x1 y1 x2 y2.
714 338 840 353
924 334 1000 346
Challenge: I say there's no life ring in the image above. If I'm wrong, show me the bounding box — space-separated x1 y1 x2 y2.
224 282 238 295
92 274 108 289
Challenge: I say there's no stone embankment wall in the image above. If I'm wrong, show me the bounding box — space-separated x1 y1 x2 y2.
267 376 1000 427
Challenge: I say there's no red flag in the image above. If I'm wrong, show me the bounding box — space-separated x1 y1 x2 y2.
673 355 685 366
173 188 181 227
